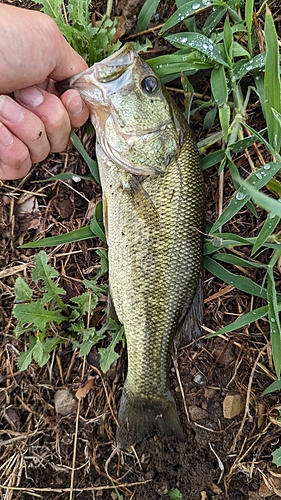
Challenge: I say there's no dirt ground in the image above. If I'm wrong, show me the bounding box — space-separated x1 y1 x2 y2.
1 0 281 499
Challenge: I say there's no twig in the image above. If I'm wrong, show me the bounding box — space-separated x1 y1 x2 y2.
172 349 190 423
69 356 87 500
0 479 152 493
230 346 267 453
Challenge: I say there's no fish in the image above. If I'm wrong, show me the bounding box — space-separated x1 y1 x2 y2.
57 43 205 448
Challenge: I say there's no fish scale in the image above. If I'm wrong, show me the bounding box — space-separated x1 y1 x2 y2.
58 43 205 448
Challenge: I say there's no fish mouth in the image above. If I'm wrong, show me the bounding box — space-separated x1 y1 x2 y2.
56 43 137 95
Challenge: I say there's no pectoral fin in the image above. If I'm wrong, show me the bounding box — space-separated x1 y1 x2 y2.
122 174 160 225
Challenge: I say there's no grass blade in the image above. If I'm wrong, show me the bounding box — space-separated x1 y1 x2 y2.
267 268 281 377
160 0 220 33
71 131 100 184
243 181 281 217
210 162 281 233
211 65 228 106
213 252 268 269
165 33 229 67
252 209 280 255
21 226 96 248
90 201 106 244
204 256 268 299
148 51 214 79
208 304 270 336
245 0 254 54
264 6 281 153
136 0 161 33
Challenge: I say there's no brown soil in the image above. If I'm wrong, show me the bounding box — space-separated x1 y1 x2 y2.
1 1 281 500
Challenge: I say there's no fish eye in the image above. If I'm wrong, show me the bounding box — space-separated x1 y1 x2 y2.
141 76 159 94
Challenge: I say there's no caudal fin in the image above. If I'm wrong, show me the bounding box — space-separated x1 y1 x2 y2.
116 388 185 448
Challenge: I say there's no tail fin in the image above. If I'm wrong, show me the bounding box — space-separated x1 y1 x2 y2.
116 388 185 448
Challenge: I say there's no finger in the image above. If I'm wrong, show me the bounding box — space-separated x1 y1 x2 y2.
45 79 90 128
60 89 89 129
0 122 31 180
0 95 50 163
14 87 71 153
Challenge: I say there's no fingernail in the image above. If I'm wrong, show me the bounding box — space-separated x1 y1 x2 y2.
66 93 84 116
0 95 24 123
0 122 14 146
16 86 44 108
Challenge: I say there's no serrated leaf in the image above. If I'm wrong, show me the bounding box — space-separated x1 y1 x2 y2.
32 251 67 310
14 277 33 302
168 488 183 500
14 302 65 330
70 291 99 316
72 325 104 356
67 0 91 25
35 0 63 18
18 336 37 371
98 326 125 373
272 447 281 466
32 251 58 282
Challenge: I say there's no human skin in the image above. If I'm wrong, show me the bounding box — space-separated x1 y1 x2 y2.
0 4 90 181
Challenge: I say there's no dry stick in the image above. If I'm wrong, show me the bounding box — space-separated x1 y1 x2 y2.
0 480 152 493
92 365 119 427
69 355 87 500
230 346 267 453
172 349 190 423
122 23 165 41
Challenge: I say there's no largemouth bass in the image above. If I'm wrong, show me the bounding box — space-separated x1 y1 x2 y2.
58 43 205 448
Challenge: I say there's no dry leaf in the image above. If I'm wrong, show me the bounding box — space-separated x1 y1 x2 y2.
75 377 95 400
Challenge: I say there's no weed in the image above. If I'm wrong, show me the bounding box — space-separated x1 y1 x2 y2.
34 0 121 65
168 488 183 499
14 250 124 371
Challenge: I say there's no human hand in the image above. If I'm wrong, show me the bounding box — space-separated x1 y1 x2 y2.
0 5 90 181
